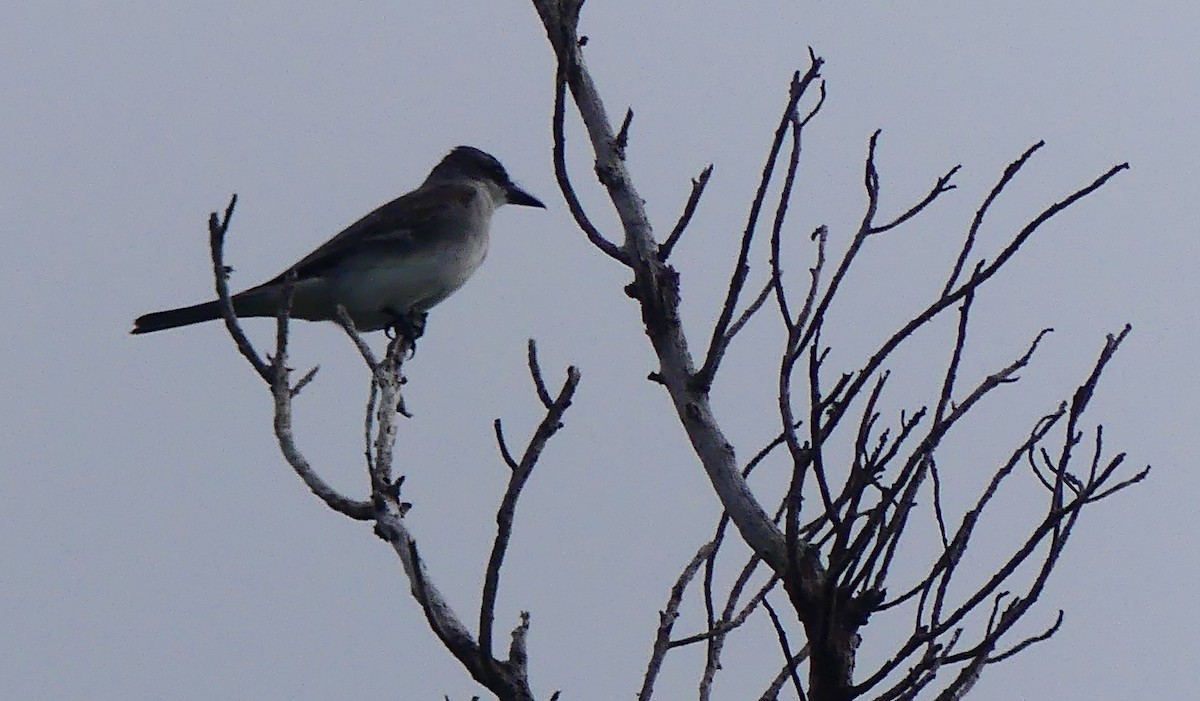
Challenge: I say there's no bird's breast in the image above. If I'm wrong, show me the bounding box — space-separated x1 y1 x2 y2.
328 228 490 325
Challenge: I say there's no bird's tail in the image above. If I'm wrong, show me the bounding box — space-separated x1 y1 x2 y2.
131 301 225 334
131 289 282 334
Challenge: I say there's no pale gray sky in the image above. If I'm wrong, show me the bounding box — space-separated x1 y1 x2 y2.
3 2 1195 699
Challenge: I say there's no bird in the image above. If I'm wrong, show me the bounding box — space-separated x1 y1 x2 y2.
131 146 545 338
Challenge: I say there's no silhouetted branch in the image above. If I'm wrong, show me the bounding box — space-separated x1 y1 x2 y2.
987 610 1063 664
551 66 626 263
659 164 714 261
493 420 520 470
480 342 580 657
639 542 714 701
206 199 373 520
532 4 1142 699
768 112 805 325
526 338 554 409
943 142 1044 294
207 194 269 381
852 329 1141 697
696 57 825 389
204 184 580 699
668 575 777 649
867 163 960 235
535 0 791 581
763 596 808 701
377 511 536 701
757 649 811 701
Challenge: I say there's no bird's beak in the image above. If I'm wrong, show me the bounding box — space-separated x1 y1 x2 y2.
506 184 546 209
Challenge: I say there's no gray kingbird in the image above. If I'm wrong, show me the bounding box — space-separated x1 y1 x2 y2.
131 146 545 336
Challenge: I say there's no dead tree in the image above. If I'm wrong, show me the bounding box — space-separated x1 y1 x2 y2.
531 2 1147 700
193 5 1145 700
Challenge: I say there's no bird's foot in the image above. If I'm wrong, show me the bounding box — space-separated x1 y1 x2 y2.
383 309 427 357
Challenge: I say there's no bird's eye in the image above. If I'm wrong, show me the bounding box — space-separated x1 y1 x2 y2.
485 162 507 182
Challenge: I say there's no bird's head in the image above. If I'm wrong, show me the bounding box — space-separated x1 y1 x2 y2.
428 146 545 209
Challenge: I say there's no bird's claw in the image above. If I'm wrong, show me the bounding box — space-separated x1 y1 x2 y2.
383 309 427 357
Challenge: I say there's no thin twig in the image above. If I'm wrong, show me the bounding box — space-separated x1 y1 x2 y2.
206 198 372 520
551 41 627 264
208 194 270 381
763 597 807 701
659 164 714 261
943 142 1044 295
768 112 804 326
480 359 581 657
696 58 824 389
527 338 554 409
638 542 714 701
493 420 520 470
866 165 960 235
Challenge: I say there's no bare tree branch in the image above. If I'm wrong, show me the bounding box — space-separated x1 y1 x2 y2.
942 142 1043 295
696 57 825 390
206 201 373 520
639 542 714 701
480 343 581 657
207 194 270 381
763 596 808 701
203 189 586 699
659 164 714 261
534 0 792 577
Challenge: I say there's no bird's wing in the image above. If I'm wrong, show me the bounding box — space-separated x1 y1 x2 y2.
255 181 478 287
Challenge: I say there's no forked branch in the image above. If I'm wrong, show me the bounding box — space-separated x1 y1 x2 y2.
206 197 579 700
